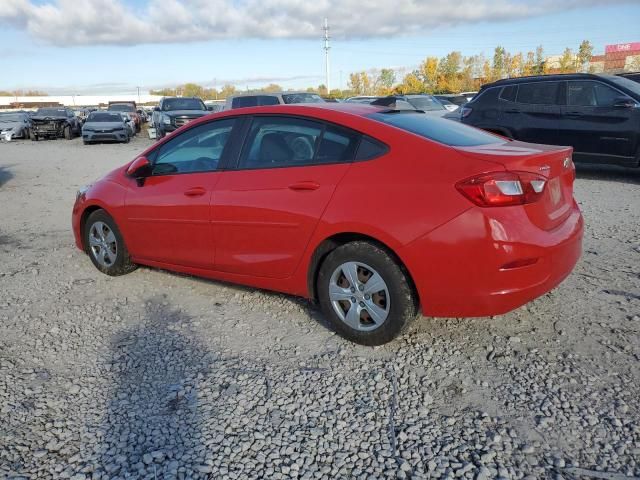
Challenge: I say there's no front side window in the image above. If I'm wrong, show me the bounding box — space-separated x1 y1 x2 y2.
499 85 518 102
161 98 206 111
153 119 235 175
516 82 560 105
567 81 624 107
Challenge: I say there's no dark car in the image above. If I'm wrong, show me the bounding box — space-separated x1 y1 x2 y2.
461 73 640 167
107 102 141 132
0 112 32 141
30 107 81 141
82 111 130 144
151 97 209 140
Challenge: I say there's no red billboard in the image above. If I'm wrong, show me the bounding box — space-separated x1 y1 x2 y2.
605 42 640 54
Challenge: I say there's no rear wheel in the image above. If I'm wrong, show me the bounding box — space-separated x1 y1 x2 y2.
317 241 418 346
84 210 137 276
64 125 72 140
30 130 37 141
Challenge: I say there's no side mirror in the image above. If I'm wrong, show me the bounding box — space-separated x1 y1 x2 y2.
206 105 214 111
613 97 636 109
126 156 152 186
153 106 160 111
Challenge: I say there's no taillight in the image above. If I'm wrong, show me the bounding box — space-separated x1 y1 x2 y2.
460 106 472 118
456 171 547 207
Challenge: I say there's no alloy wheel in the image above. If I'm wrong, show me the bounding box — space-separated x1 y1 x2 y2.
88 221 117 268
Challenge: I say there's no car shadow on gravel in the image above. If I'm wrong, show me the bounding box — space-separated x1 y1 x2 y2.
576 163 640 185
90 297 214 479
0 164 14 187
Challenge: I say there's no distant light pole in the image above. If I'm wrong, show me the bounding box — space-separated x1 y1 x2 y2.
323 18 331 92
136 86 141 103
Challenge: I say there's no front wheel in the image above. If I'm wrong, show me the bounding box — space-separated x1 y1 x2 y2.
84 210 137 276
317 241 418 346
64 125 72 140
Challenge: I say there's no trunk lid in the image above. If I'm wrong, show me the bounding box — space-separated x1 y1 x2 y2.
455 140 575 231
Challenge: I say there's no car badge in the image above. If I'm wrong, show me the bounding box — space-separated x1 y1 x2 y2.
563 157 571 169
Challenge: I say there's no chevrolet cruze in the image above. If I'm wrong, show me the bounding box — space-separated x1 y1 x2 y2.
72 104 583 345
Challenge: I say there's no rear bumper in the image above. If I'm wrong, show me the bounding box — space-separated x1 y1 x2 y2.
400 202 583 317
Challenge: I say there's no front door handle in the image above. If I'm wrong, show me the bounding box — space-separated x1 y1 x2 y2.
288 181 320 191
184 187 206 197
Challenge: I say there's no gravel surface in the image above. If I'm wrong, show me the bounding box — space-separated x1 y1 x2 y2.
1 136 639 479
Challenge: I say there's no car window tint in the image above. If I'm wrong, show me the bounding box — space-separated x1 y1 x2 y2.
257 96 280 106
355 137 388 161
240 117 323 169
316 126 360 163
153 119 235 175
232 97 258 108
499 85 517 102
369 112 501 147
567 81 622 107
516 82 560 105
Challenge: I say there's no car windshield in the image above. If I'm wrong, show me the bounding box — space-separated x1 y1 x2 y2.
369 112 502 146
108 104 135 112
88 112 122 122
406 96 446 111
36 108 66 116
162 98 206 111
607 76 640 97
282 93 325 104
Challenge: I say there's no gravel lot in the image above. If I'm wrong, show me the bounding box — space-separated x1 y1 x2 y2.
1 136 639 480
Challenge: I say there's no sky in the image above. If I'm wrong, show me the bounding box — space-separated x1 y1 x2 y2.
1 0 639 95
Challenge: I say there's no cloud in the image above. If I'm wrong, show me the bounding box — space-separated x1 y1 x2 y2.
0 0 633 46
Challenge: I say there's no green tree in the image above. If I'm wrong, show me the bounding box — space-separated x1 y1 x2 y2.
376 68 396 95
492 46 507 80
577 40 594 73
534 45 546 74
182 83 204 97
559 48 576 73
523 51 536 76
219 84 237 99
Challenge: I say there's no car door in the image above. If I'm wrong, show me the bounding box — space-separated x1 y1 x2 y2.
124 118 236 268
559 80 639 161
510 81 562 145
212 115 359 278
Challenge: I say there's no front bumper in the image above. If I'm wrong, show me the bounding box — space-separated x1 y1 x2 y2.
83 130 128 142
400 202 584 317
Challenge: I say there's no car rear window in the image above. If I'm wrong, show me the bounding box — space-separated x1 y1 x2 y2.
368 112 501 146
499 85 517 102
232 96 280 109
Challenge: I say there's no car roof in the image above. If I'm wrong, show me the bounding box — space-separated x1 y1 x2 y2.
483 73 618 88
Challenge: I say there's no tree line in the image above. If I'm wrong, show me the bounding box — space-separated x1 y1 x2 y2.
151 40 599 99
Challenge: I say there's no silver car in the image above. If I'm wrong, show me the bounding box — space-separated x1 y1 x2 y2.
82 111 130 144
0 112 31 141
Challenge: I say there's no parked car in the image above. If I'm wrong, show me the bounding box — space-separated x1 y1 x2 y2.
345 96 380 104
30 107 81 140
460 91 478 101
72 103 583 345
82 111 131 144
119 112 136 138
616 72 640 84
136 109 148 123
371 95 453 118
0 112 32 141
461 73 640 167
107 102 141 132
151 97 209 140
434 94 470 107
433 96 460 112
225 92 324 109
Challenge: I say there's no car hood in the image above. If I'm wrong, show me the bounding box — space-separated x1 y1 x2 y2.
32 115 67 121
0 120 22 129
84 121 125 129
163 110 208 117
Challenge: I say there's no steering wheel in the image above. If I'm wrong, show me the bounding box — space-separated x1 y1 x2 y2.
290 136 314 161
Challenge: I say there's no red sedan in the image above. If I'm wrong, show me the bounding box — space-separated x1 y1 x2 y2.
72 104 583 345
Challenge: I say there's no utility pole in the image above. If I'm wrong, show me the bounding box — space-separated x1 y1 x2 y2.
323 18 331 93
136 86 140 103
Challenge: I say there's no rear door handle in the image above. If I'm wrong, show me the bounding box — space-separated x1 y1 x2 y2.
288 181 320 191
504 109 520 113
184 187 207 197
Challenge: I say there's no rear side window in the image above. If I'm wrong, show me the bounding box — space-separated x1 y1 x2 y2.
232 96 280 109
499 85 517 102
368 112 501 147
239 116 360 169
516 82 560 105
355 137 388 160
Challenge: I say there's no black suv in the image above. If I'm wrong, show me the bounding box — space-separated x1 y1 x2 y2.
151 97 209 139
461 74 640 167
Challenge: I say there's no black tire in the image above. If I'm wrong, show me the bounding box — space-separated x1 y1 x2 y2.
30 130 37 141
83 140 90 145
23 128 30 140
84 210 137 276
124 135 130 144
64 125 72 140
316 241 418 346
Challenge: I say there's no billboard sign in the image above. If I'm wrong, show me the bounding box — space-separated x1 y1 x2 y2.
605 42 640 54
